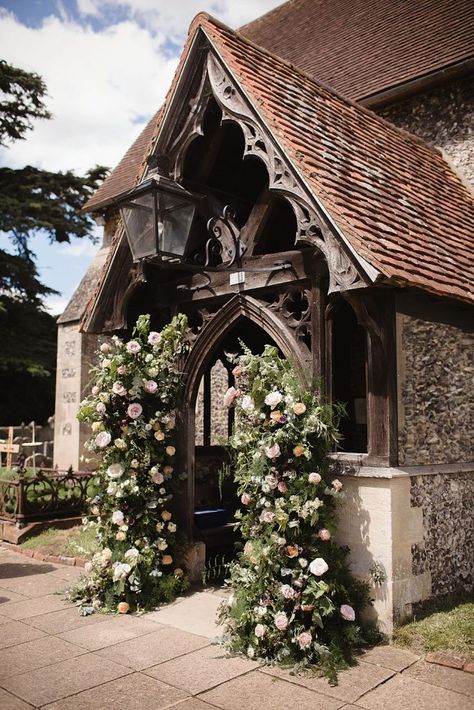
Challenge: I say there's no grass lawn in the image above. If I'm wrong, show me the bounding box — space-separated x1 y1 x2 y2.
21 524 100 560
393 595 474 659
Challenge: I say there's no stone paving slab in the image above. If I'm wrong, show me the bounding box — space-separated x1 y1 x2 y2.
58 613 163 651
96 626 210 670
144 642 258 694
146 591 224 639
0 652 132 707
359 645 420 671
0 634 85 680
403 659 474 697
42 672 190 710
199 669 344 710
0 572 69 598
0 619 46 649
0 687 34 710
177 700 231 710
260 661 395 704
0 588 29 604
25 605 110 634
0 593 69 619
357 673 474 710
48 566 83 582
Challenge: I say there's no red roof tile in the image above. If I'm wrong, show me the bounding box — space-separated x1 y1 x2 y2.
240 0 474 102
198 14 474 303
83 13 474 327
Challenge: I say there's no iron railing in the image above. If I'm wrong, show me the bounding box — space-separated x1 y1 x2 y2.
0 468 98 527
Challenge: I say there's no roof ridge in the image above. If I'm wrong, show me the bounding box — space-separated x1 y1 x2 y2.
196 12 445 162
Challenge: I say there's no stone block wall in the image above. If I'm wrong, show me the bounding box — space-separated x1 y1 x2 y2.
410 469 473 598
396 300 474 466
379 75 474 186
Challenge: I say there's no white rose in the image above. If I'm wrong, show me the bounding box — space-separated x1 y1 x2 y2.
309 557 329 576
241 395 255 412
107 463 124 479
124 548 139 559
112 562 131 581
264 391 282 409
112 510 124 526
95 431 111 448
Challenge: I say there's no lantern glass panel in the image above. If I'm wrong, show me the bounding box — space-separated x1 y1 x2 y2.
121 192 156 261
159 193 196 257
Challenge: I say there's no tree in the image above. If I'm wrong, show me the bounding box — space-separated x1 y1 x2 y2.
0 59 108 425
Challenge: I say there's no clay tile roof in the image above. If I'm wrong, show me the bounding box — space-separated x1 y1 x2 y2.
198 14 474 303
240 0 474 102
83 109 162 212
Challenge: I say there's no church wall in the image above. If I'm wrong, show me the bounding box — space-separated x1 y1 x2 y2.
379 75 474 186
396 294 474 466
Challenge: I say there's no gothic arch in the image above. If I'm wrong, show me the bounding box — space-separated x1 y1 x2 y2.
183 293 311 409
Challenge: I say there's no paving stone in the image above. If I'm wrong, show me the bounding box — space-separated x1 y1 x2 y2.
58 614 164 650
0 634 85 679
173 700 225 710
146 592 224 638
425 651 466 670
464 661 474 674
0 559 59 578
49 566 83 582
0 588 28 604
42 672 189 710
357 673 474 709
1 652 131 707
0 619 46 649
260 661 394 703
403 659 474 698
0 594 69 619
26 605 110 634
199 670 344 709
361 645 420 671
0 687 34 710
144 642 258 694
0 573 69 598
96 627 210 670
0 614 11 624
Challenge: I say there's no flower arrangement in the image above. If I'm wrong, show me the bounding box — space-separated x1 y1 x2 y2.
68 314 189 613
218 345 371 680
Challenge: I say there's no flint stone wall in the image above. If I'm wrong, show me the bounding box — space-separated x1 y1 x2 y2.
397 297 474 466
410 470 474 597
379 75 474 186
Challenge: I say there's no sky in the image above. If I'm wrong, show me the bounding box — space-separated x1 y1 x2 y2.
0 0 282 315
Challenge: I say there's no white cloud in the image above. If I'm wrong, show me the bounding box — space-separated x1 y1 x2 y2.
43 294 70 316
56 240 99 258
0 1 281 178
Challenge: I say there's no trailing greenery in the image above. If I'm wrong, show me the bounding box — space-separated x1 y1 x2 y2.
218 345 371 681
67 314 189 614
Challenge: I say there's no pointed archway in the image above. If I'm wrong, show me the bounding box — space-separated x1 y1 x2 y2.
178 294 310 547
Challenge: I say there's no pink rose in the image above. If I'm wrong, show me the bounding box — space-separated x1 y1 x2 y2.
95 431 111 448
112 381 127 396
127 403 143 419
223 386 240 408
126 340 141 353
279 584 296 599
100 343 110 354
332 479 343 491
117 365 127 375
255 623 266 638
152 470 164 485
232 366 243 377
144 380 158 394
265 443 281 459
274 612 288 631
112 510 124 525
241 493 251 505
319 528 331 541
309 557 329 576
148 331 161 345
259 510 275 523
91 385 99 396
298 631 312 649
340 604 355 621
277 481 288 493
308 472 321 485
96 402 106 415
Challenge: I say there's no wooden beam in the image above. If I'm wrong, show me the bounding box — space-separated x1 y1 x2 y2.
239 188 275 256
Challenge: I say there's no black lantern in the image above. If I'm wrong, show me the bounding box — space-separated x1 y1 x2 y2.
117 173 202 263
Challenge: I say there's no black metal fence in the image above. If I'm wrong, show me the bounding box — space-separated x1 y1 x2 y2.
0 468 98 527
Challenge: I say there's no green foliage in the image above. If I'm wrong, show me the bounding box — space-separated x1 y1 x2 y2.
218 346 371 681
0 59 51 146
67 314 190 613
0 59 108 423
